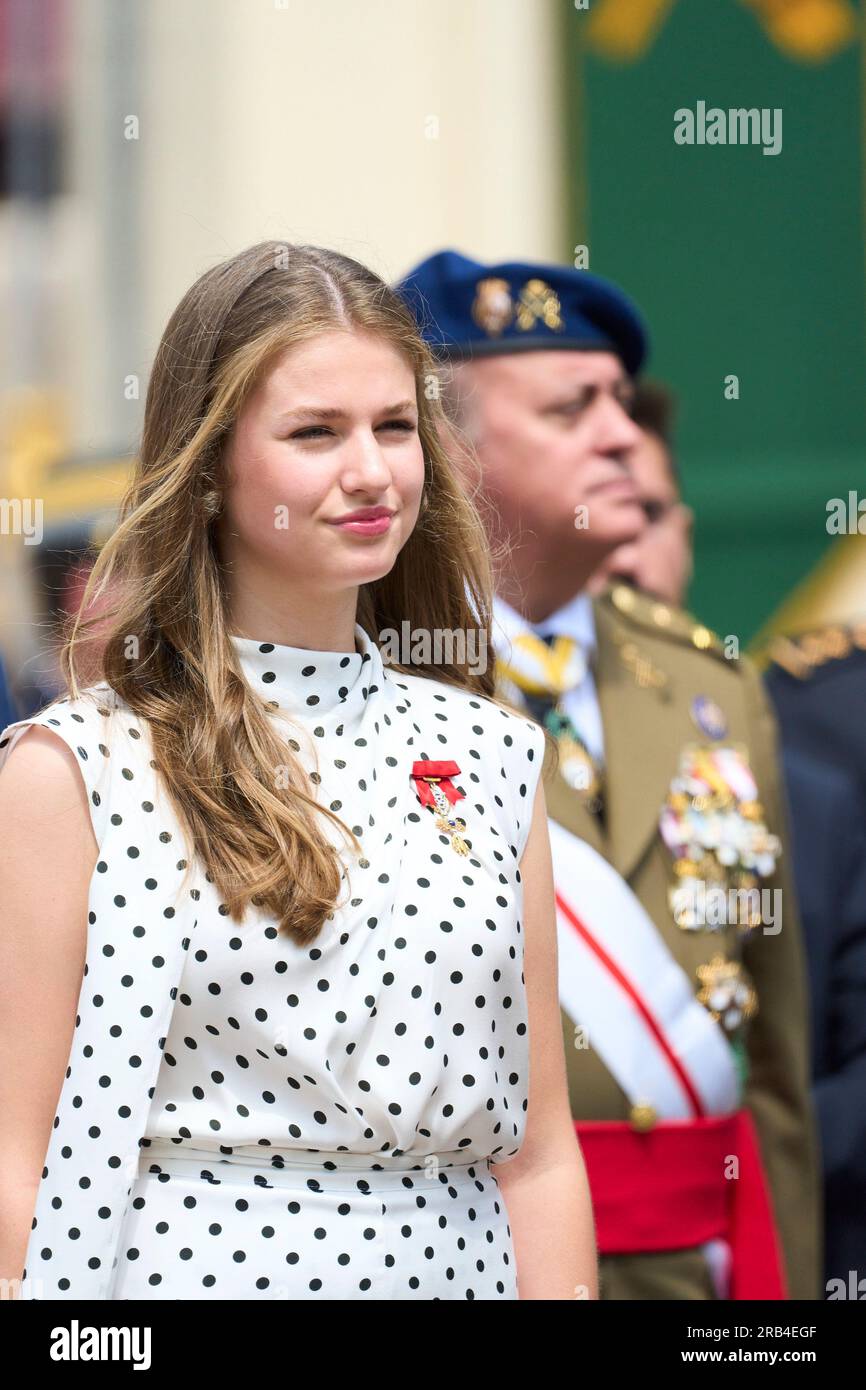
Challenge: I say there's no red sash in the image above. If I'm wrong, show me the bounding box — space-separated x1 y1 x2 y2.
576 1108 788 1299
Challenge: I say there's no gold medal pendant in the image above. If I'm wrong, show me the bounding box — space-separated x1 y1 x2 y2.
696 954 758 1036
544 710 603 815
429 780 470 855
558 735 601 799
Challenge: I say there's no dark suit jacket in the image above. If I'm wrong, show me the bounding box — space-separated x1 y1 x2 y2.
766 648 866 799
773 744 866 1288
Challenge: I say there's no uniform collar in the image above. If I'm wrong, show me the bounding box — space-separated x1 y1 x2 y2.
230 621 382 718
492 591 598 661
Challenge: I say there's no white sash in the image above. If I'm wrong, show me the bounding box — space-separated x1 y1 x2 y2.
550 818 740 1118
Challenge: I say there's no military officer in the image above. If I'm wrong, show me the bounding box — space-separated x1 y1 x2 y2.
765 621 866 798
396 250 821 1300
587 379 694 607
764 621 866 1290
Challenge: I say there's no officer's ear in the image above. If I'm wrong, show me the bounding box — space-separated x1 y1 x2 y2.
678 503 695 591
438 360 483 436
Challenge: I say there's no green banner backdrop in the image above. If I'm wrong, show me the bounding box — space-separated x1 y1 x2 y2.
558 0 866 643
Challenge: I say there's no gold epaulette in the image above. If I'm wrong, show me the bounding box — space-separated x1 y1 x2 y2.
603 584 730 662
767 622 866 679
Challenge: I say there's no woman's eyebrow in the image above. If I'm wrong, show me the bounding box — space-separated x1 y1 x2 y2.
277 405 344 423
276 399 416 425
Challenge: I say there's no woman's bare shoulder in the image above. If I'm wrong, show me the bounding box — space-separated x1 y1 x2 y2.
0 721 97 847
1 682 127 810
0 718 90 787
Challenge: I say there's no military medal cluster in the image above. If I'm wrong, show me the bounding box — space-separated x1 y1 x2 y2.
661 740 781 934
656 696 783 1046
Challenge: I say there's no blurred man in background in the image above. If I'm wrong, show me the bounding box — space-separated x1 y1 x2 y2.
588 381 692 606
765 623 866 1291
397 251 820 1301
766 622 866 801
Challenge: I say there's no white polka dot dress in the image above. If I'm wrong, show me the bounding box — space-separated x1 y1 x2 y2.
0 623 545 1300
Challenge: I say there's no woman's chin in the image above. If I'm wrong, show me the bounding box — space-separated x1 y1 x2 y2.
310 555 402 592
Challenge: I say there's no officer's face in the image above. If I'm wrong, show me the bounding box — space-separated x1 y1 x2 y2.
589 430 694 606
455 350 646 559
217 329 426 605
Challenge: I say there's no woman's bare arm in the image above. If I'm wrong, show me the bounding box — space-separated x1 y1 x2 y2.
494 775 599 1300
0 727 96 1294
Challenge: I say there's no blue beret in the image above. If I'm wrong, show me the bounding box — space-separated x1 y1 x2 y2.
395 248 648 376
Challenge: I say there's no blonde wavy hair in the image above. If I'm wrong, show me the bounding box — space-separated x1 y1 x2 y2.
61 240 544 944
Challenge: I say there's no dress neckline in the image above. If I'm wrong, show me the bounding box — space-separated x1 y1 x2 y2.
230 621 382 718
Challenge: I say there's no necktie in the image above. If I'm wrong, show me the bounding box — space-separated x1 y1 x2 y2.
496 631 604 819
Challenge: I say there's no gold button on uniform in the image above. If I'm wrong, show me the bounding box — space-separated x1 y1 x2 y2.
612 585 636 613
629 1102 657 1132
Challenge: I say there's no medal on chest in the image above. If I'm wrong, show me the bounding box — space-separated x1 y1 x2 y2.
696 953 758 1033
410 760 470 856
660 742 782 932
543 706 603 813
696 952 758 1069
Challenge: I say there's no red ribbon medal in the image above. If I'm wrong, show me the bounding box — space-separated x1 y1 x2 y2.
410 760 470 855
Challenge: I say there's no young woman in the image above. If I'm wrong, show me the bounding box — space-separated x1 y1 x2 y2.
0 241 596 1301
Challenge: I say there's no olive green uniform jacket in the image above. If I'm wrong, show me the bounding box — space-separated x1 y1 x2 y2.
520 587 822 1301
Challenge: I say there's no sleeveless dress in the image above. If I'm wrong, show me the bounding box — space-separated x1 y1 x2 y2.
0 623 545 1300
